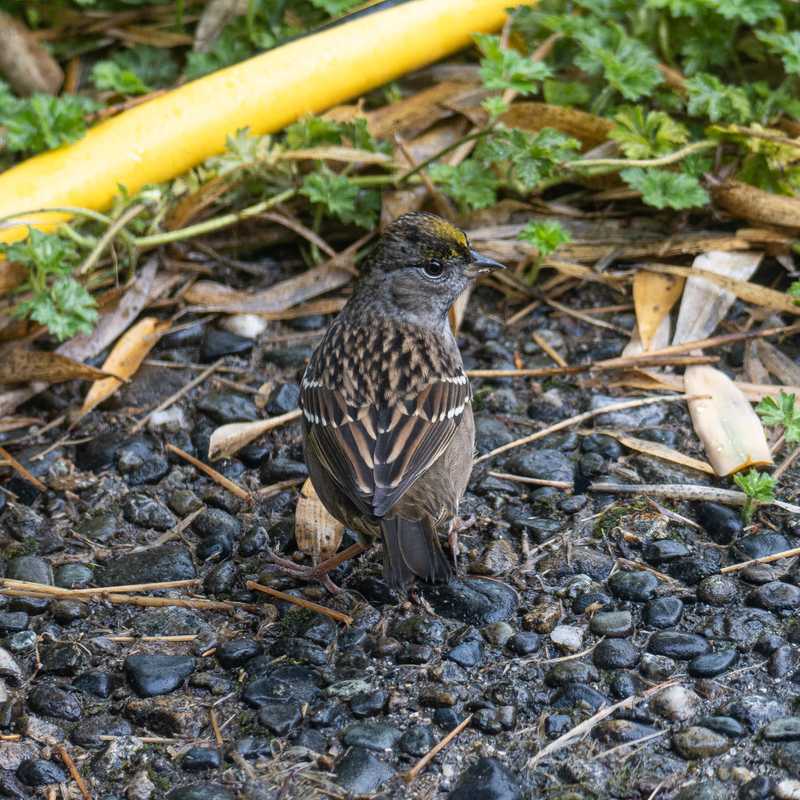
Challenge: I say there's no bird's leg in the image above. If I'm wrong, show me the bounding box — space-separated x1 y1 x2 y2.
264 542 370 593
447 514 477 566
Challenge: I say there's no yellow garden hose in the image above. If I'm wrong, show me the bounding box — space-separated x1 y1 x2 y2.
0 0 529 245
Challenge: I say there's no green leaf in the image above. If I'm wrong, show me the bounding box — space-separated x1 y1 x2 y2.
757 391 800 443
733 468 776 502
686 73 752 123
0 93 97 155
610 106 689 158
16 277 98 342
91 61 150 95
0 228 80 278
789 281 800 305
308 0 362 15
300 165 378 228
474 33 552 95
113 45 180 88
621 167 710 209
574 24 663 101
543 79 592 107
710 0 780 25
285 115 383 152
185 23 256 80
756 30 800 76
482 96 510 121
429 161 499 213
518 220 572 257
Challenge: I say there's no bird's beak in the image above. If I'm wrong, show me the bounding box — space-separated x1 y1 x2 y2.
465 249 506 278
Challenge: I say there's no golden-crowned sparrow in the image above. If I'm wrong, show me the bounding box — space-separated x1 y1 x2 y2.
299 212 504 590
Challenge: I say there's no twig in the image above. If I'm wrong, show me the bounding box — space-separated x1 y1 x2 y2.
526 680 677 767
209 709 224 749
131 359 222 433
592 729 668 761
0 446 47 492
255 476 306 497
106 634 198 643
246 580 353 626
488 472 572 490
0 578 200 596
532 331 568 367
98 735 182 744
721 545 800 574
403 714 473 784
79 202 145 275
589 481 800 514
166 443 251 502
774 444 800 480
57 745 92 800
545 297 631 334
475 395 696 464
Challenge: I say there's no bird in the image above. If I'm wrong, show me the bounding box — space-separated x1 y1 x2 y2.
294 211 505 591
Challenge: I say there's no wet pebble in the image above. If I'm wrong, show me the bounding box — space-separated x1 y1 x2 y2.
167 784 235 800
448 757 522 800
750 582 800 611
6 556 52 586
100 544 196 585
266 382 300 415
640 653 676 681
590 610 632 638
592 394 667 427
216 639 262 670
697 716 745 738
608 570 658 601
739 776 772 800
648 631 711 659
343 721 402 751
505 448 575 484
28 685 81 720
763 718 800 742
53 563 93 589
0 612 28 633
697 575 738 605
593 638 639 669
688 649 738 677
16 759 67 787
123 493 177 530
420 578 518 625
644 540 689 563
673 726 731 759
200 327 252 361
551 683 606 712
697 502 743 545
125 655 196 697
181 748 221 772
507 632 540 655
257 700 302 736
350 690 387 718
335 747 394 795
645 596 683 628
651 685 700 721
737 533 791 560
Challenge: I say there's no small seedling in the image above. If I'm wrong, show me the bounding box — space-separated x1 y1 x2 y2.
733 468 776 524
756 390 800 443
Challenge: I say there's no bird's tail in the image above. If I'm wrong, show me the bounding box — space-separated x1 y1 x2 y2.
380 516 454 591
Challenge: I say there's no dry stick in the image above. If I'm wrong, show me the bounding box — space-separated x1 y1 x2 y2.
527 680 677 768
532 331 568 368
166 443 251 502
0 734 21 741
146 505 206 549
209 709 224 749
589 482 800 514
255 476 305 498
56 744 92 800
475 395 696 464
466 354 718 379
0 446 47 492
721 545 800 574
144 359 249 374
107 634 198 643
131 359 222 433
403 713 473 784
489 471 572 490
596 321 800 366
246 580 353 626
592 730 669 761
505 299 540 326
0 588 258 613
545 297 632 335
0 578 200 596
98 735 179 745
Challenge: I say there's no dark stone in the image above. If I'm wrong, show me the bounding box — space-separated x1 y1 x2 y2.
697 575 738 606
28 685 81 720
750 581 800 611
196 531 234 562
420 578 518 625
257 700 302 736
0 613 28 633
448 757 522 800
648 631 711 660
763 717 800 742
399 725 436 757
335 747 394 795
71 714 134 749
737 533 792 560
53 563 93 589
447 640 483 668
77 511 117 543
696 716 745 738
242 664 322 708
645 596 684 628
239 526 268 558
192 508 242 540
217 639 263 669
593 638 639 670
688 649 738 677
40 644 86 676
75 432 126 472
16 760 67 786
73 672 114 699
739 776 772 800
123 493 177 530
545 661 599 687
643 540 689 563
259 457 309 483
545 714 571 738
350 690 388 718
551 683 606 712
200 327 253 361
267 383 300 415
589 611 632 638
608 570 658 601
668 550 721 585
727 695 786 732
696 502 742 545
573 591 613 614
100 544 196 585
116 437 169 485
197 392 258 424
6 556 52 586
167 784 235 800
125 655 196 697
182 748 221 771
475 416 515 453
505 449 575 484
343 721 402 751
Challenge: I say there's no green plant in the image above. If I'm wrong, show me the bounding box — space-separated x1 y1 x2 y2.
757 391 800 442
733 468 776 523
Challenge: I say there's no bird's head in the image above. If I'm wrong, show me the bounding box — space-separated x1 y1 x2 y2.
359 212 505 326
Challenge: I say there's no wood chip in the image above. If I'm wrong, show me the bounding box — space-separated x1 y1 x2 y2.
0 347 116 386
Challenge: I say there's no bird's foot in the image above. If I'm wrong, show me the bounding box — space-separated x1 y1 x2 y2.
448 514 477 566
264 542 370 594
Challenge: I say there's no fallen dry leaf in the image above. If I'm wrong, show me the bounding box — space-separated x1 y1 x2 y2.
672 251 763 346
295 479 344 561
685 365 772 476
0 261 26 296
0 416 42 434
193 0 248 52
0 348 115 386
499 102 614 150
633 271 684 351
594 428 714 475
0 11 63 95
208 409 302 461
744 341 772 386
755 339 800 387
77 317 170 421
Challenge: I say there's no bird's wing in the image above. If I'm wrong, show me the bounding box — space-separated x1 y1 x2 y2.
301 372 471 519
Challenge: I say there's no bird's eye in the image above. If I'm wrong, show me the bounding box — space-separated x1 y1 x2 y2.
423 260 444 278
